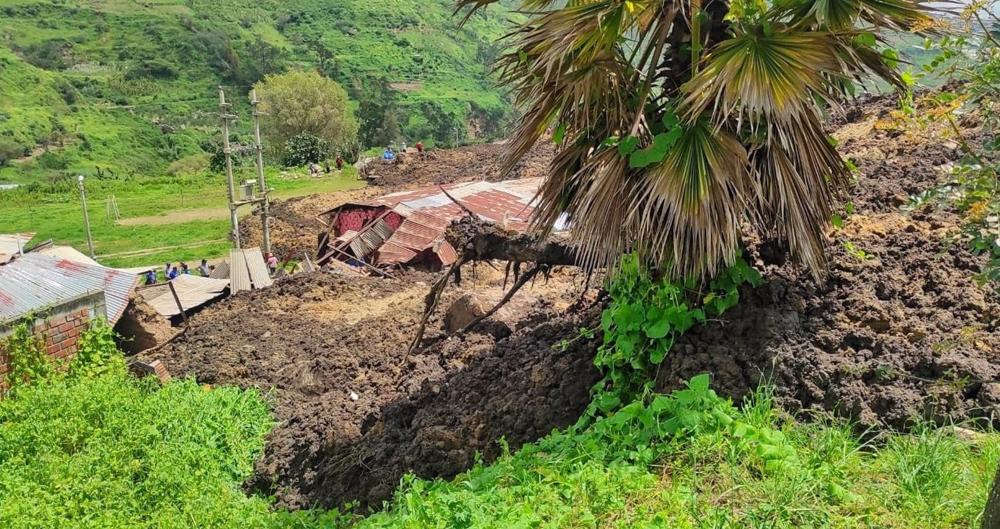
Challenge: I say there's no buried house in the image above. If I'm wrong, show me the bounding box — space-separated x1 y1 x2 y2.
317 178 546 270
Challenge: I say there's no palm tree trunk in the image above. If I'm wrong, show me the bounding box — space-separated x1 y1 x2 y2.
984 465 1000 529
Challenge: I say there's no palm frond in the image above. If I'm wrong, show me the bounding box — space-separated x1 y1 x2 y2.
470 0 936 280
681 29 841 122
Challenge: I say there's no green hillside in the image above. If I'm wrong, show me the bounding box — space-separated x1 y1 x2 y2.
0 0 515 185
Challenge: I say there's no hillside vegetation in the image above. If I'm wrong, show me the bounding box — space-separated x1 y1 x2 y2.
0 0 515 185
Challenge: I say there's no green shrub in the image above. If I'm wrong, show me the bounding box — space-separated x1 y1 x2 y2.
592 253 762 406
282 133 330 167
0 364 342 528
0 138 26 167
68 318 123 379
165 153 211 176
360 379 999 529
1 319 53 392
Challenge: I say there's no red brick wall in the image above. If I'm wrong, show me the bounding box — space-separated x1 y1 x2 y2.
0 292 105 387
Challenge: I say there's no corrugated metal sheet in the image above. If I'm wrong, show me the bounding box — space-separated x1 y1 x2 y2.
230 249 252 294
434 242 459 265
0 253 138 324
147 275 230 317
34 245 101 267
0 233 34 263
376 210 452 265
323 178 549 268
243 248 273 290
377 241 418 265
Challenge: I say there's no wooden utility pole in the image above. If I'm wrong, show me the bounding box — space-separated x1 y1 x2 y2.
250 89 271 255
218 86 241 249
77 175 95 259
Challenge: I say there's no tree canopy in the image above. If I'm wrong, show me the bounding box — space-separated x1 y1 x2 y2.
254 70 359 159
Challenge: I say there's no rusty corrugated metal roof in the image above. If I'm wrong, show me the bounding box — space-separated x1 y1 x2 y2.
0 253 138 325
328 178 548 268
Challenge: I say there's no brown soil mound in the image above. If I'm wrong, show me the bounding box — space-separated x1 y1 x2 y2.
152 92 1000 514
364 141 555 187
657 93 1000 429
142 267 600 509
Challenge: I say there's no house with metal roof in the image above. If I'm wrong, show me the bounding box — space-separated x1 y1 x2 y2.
316 178 543 270
0 253 139 327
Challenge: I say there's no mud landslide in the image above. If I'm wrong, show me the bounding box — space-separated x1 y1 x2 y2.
142 269 600 509
658 93 1000 428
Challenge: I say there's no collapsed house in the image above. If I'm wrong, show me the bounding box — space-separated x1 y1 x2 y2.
316 178 544 270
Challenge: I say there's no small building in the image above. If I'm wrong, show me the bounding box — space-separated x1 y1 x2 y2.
0 253 139 378
317 178 542 270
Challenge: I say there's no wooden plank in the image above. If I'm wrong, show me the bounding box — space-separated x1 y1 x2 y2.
243 247 273 289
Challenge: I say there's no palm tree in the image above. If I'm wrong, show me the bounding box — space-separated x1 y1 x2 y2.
458 0 935 278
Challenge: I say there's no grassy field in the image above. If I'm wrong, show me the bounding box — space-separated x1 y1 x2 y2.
0 168 363 268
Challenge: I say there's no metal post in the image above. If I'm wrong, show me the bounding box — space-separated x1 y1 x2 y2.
250 89 271 255
219 86 241 249
77 175 95 259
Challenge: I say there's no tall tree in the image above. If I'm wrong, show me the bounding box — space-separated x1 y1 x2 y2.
357 78 402 148
254 71 359 158
457 0 934 278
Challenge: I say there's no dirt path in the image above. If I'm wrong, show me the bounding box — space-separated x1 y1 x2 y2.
117 207 231 226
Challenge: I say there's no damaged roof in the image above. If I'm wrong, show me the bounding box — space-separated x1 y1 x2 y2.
324 178 543 267
0 233 35 263
0 253 139 325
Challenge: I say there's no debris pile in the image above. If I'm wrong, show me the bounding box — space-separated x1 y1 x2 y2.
317 178 549 270
362 141 555 187
142 267 599 509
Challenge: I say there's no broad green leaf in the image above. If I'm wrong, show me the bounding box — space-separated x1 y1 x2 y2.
645 318 671 339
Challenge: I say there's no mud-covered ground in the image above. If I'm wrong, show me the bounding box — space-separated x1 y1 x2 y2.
142 267 601 509
153 93 1000 513
363 141 555 187
657 93 1000 429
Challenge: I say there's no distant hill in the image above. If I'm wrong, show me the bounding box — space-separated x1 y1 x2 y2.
0 0 516 183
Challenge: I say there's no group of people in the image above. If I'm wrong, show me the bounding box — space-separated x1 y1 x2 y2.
308 155 346 177
144 254 280 286
382 141 424 163
144 259 213 285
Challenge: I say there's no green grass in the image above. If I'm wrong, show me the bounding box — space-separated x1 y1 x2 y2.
0 168 363 268
1 360 994 529
356 387 997 529
0 362 344 528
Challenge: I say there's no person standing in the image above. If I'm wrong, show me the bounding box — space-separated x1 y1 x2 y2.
265 252 278 276
167 266 179 280
198 259 210 277
144 269 157 285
